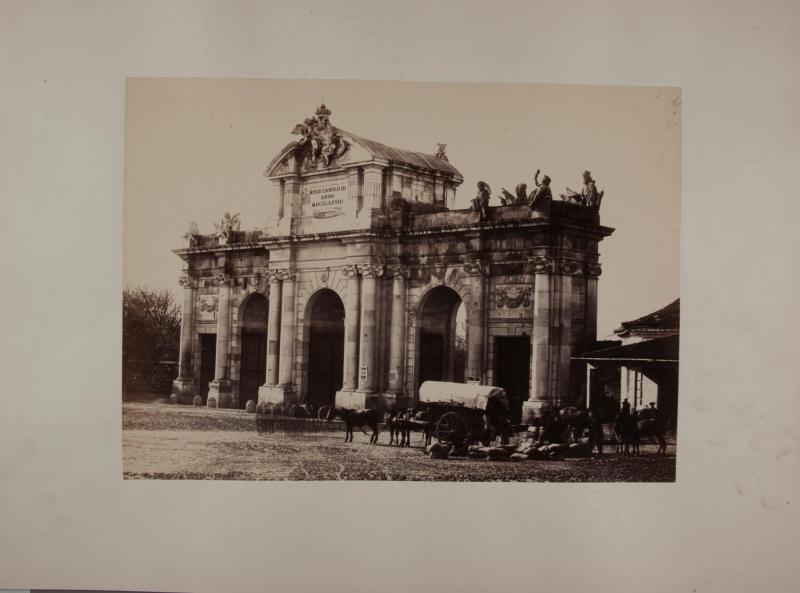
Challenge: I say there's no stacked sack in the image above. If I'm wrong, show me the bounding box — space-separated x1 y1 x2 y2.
426 442 453 459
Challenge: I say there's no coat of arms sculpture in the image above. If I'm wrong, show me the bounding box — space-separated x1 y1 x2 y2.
291 103 349 168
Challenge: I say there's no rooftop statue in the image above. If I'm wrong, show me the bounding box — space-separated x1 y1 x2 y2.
527 169 553 209
498 169 552 209
214 212 240 245
435 143 449 161
499 183 529 206
561 170 604 208
471 181 491 220
291 104 349 168
183 221 200 247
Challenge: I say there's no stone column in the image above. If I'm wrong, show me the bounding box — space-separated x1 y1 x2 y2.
585 263 601 344
553 270 574 406
356 263 383 393
386 265 407 395
171 274 196 402
463 258 487 383
526 256 553 417
277 269 296 389
207 274 233 408
265 271 282 386
340 265 361 391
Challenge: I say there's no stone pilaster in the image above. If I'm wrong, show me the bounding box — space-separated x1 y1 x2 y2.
207 274 233 408
171 274 196 402
258 271 282 404
356 263 384 394
347 168 361 217
585 262 601 345
463 258 487 383
362 165 384 211
386 265 407 395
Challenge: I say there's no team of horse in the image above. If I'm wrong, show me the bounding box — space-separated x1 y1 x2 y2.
257 401 668 455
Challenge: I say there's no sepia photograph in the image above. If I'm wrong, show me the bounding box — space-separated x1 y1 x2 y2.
123 79 680 481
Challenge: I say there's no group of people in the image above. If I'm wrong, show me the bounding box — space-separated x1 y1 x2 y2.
471 170 604 218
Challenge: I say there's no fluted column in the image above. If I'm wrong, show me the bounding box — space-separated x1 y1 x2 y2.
357 263 383 392
171 274 196 401
265 271 282 386
386 265 407 393
277 269 296 388
463 258 487 383
207 274 233 407
341 265 361 391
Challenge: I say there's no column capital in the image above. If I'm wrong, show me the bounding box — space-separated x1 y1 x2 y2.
462 257 488 276
586 262 602 277
266 269 281 283
357 263 385 278
387 264 409 279
275 268 296 282
526 256 553 274
557 258 583 275
342 264 361 278
214 274 235 287
178 274 196 289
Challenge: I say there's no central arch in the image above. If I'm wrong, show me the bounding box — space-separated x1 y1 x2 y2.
416 285 466 387
305 288 345 406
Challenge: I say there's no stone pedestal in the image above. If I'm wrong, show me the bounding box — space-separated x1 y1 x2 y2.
207 379 233 408
335 389 391 411
259 384 295 405
171 378 195 404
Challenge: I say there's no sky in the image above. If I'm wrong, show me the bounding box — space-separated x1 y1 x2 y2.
124 79 680 337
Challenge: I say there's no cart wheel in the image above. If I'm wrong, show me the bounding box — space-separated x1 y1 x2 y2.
435 412 469 445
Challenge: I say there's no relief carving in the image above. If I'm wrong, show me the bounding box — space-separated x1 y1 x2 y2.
495 286 532 309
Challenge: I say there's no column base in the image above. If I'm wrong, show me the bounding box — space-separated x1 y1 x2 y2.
383 392 413 410
207 379 233 408
335 389 388 411
171 378 195 404
258 384 296 405
521 399 556 424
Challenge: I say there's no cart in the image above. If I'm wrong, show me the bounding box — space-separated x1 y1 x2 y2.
416 381 511 446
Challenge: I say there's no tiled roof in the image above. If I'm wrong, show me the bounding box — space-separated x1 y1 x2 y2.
615 299 680 335
342 130 463 177
573 335 679 363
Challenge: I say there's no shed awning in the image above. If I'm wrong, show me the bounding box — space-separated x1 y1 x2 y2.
573 335 679 364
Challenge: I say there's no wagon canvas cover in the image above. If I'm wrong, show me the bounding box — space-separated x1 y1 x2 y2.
418 381 509 412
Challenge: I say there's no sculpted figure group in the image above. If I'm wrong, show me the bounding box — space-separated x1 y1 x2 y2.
471 169 604 219
291 104 349 168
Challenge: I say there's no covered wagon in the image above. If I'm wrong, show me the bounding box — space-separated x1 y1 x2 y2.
416 381 511 446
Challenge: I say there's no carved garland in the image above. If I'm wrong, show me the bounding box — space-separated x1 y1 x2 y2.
495 286 531 309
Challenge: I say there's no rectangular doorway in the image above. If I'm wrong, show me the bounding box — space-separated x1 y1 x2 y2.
494 336 531 423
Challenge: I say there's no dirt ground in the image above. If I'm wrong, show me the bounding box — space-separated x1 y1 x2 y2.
122 402 676 482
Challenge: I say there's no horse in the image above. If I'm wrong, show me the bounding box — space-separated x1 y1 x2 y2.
386 408 412 447
636 408 668 455
335 408 381 444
